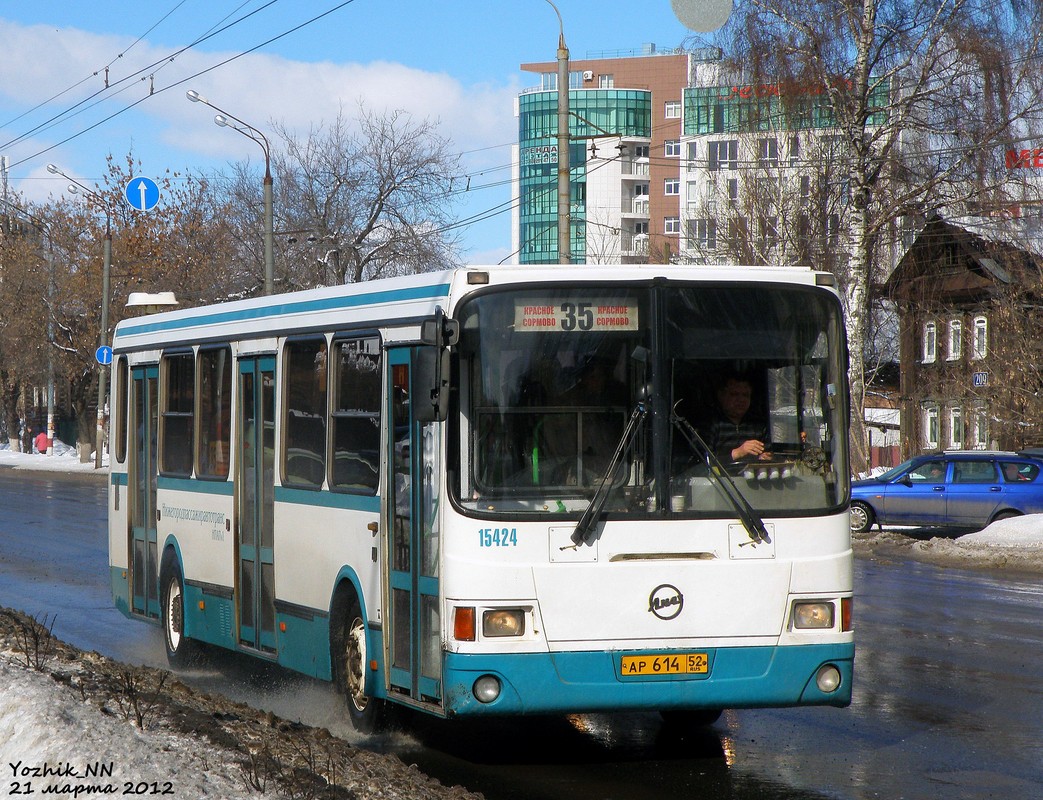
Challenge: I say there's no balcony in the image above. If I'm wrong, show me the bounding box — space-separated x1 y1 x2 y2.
622 198 650 217
621 233 649 255
621 160 651 178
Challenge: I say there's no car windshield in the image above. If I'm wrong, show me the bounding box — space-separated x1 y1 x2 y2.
452 283 848 518
875 459 917 482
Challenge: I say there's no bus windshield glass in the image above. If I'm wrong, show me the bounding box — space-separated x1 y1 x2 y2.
453 283 848 518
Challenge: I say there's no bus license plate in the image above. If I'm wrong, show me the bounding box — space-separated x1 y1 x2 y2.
620 653 709 676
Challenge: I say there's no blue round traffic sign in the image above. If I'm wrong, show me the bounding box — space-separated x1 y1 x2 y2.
95 345 113 366
125 176 160 211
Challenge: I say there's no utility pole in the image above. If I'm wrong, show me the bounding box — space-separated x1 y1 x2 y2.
554 11 571 264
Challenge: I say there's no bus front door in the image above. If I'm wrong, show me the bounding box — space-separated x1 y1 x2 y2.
386 348 442 706
129 365 159 619
237 356 277 653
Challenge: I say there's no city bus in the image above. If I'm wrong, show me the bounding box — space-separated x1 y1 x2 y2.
107 264 853 731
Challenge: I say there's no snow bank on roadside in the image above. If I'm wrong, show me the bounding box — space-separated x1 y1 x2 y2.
0 655 251 798
0 440 108 473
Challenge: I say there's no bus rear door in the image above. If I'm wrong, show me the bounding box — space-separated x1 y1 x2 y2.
129 364 160 619
237 355 277 653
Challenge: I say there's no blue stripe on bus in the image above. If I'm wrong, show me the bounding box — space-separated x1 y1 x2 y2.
441 642 854 716
151 476 379 511
274 486 381 512
157 476 235 496
117 282 452 337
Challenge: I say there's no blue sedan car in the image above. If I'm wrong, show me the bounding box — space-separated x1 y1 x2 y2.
850 451 1043 533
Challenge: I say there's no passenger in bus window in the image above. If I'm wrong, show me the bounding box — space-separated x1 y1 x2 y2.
704 372 771 463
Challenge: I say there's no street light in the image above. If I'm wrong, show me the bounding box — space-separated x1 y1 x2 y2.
186 89 274 295
0 198 56 455
544 0 571 265
46 163 111 469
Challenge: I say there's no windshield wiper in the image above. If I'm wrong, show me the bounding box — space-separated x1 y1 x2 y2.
571 400 649 546
671 402 771 546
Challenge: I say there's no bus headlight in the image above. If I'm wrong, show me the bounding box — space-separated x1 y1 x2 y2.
473 675 501 703
483 609 526 637
816 664 842 693
792 601 835 629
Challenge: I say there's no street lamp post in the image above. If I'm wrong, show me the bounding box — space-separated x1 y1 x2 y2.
186 90 274 295
46 163 111 469
544 0 571 265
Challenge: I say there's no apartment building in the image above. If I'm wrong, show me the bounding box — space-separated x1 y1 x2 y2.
514 45 699 265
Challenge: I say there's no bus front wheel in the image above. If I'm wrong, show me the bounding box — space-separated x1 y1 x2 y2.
160 551 203 668
331 591 388 734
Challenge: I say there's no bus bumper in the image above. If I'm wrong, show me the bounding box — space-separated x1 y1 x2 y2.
441 642 853 717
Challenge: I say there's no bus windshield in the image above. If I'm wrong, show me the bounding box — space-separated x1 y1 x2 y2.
453 282 848 518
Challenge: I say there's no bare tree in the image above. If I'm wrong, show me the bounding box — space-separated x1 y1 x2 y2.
222 105 463 291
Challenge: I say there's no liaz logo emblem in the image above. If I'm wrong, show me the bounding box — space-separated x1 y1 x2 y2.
648 584 684 620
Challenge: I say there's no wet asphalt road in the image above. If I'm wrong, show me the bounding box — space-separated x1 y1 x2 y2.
1 468 1041 799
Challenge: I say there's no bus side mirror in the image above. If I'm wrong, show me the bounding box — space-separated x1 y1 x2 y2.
420 310 459 347
414 347 451 423
416 309 457 422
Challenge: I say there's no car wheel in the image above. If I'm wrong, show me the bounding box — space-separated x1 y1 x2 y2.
331 590 388 734
160 551 203 667
850 501 874 533
992 510 1021 523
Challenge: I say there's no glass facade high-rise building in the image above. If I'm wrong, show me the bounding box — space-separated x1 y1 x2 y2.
514 49 692 265
517 90 652 264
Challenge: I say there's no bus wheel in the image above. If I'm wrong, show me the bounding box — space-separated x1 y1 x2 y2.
332 593 387 734
160 551 202 667
660 709 723 727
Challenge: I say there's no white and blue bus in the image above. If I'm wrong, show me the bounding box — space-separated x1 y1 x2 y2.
108 265 853 731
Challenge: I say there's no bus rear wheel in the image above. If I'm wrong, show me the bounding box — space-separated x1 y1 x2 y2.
160 551 203 668
332 592 388 734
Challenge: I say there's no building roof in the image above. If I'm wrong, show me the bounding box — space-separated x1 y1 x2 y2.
885 213 1043 302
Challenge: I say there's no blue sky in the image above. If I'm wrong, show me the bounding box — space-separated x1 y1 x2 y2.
0 0 701 265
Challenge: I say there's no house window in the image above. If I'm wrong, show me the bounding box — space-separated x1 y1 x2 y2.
923 321 937 363
665 100 682 119
599 74 614 88
758 137 778 167
665 139 681 157
665 216 681 234
664 178 680 196
708 139 738 171
947 319 962 361
973 315 988 359
687 141 698 163
949 406 963 450
635 145 650 159
635 221 649 235
788 135 800 165
727 178 739 206
689 219 717 250
924 405 939 449
759 216 778 248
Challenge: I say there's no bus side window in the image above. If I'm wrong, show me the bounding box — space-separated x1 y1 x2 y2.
331 337 380 493
115 356 128 464
160 353 194 476
284 339 328 489
197 347 232 479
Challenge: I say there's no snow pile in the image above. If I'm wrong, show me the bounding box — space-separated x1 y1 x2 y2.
956 514 1043 548
0 439 108 473
0 656 251 798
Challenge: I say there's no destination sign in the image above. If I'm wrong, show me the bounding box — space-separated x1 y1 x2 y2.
514 299 639 332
